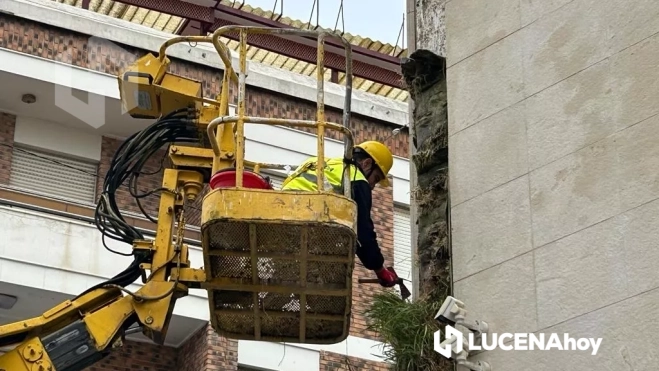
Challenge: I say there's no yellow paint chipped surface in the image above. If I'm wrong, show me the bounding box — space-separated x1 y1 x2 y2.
51 0 408 102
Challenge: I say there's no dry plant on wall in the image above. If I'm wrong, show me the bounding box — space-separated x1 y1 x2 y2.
365 49 452 371
365 291 453 371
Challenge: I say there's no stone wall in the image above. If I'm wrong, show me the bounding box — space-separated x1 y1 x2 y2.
446 0 659 369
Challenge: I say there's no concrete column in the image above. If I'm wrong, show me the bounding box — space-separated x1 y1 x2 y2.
414 0 447 56
406 0 448 299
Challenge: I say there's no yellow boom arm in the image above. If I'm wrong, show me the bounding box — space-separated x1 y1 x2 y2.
0 26 356 371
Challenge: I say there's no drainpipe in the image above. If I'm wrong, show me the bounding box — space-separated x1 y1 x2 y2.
405 0 419 300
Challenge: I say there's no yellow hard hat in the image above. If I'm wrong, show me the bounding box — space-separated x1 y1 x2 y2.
354 141 394 187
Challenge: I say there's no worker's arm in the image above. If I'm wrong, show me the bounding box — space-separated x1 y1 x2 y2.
352 180 385 271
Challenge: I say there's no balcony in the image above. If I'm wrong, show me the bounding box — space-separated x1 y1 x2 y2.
0 186 211 347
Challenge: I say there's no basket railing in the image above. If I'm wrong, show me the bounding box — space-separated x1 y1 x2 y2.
209 26 355 197
155 27 356 197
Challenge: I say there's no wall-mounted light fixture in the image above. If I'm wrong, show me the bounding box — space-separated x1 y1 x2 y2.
21 93 37 104
0 293 17 309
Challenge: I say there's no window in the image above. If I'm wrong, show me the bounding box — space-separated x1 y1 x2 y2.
262 170 287 189
393 206 413 289
8 145 98 204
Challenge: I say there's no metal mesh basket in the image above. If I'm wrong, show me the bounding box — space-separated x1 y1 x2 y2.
202 220 355 344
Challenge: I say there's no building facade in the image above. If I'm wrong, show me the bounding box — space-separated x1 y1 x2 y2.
438 0 659 369
0 0 412 370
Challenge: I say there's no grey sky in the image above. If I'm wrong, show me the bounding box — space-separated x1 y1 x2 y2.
241 0 407 47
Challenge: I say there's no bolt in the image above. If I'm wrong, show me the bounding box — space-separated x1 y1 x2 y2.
146 316 154 324
34 360 52 371
23 345 43 362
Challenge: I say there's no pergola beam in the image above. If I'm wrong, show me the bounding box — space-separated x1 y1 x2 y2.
111 0 404 88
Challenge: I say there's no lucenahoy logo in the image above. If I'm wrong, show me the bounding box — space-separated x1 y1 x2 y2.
434 325 603 358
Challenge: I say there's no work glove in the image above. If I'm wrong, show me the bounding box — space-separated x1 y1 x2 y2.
375 267 399 288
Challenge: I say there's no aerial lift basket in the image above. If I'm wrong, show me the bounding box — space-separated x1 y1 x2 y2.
198 26 358 344
201 183 357 344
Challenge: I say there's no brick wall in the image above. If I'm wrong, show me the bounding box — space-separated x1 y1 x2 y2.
350 186 396 340
176 324 209 371
84 340 178 371
240 87 408 157
0 14 408 158
0 112 16 185
205 326 239 370
320 351 392 371
177 324 239 371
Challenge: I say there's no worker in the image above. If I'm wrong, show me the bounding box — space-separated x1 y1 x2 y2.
281 141 399 288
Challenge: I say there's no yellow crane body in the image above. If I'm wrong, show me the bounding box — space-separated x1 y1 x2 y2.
0 26 357 371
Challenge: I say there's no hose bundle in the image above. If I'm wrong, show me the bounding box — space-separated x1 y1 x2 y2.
94 107 199 249
80 107 201 295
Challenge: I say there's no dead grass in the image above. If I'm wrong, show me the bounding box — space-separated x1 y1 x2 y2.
364 291 453 371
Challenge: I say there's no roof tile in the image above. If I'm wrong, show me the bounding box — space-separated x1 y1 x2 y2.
50 0 408 102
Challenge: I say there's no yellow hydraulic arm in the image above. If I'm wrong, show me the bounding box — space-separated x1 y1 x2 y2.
0 26 356 371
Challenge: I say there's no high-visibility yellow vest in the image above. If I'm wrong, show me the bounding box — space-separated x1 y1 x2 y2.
281 157 367 193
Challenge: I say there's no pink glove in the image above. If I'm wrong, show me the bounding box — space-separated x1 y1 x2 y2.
376 267 399 288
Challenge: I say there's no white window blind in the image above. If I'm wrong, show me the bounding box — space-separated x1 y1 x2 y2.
393 207 413 285
263 171 286 189
9 146 98 204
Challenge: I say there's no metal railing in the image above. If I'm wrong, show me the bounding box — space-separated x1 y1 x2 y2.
157 26 356 197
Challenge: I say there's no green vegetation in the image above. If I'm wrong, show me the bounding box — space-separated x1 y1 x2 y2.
365 290 453 371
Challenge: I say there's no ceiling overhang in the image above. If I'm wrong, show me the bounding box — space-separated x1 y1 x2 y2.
107 0 404 88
